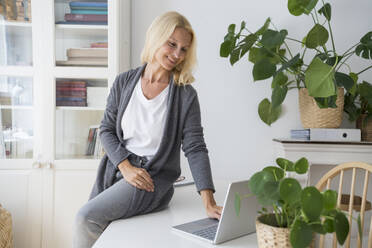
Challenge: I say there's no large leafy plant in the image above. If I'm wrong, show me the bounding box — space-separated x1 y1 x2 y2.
220 0 372 126
235 157 354 248
344 80 372 124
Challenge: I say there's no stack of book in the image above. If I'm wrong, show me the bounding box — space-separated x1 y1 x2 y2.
56 1 107 25
56 80 87 107
15 0 31 21
0 92 11 105
290 129 310 140
57 47 108 66
86 126 104 157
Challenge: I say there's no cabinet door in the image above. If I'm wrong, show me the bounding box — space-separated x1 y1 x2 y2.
0 165 43 248
45 163 97 248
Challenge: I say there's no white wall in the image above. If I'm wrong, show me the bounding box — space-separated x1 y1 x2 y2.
130 0 372 181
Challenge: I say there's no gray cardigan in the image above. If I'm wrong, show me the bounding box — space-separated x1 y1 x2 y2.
90 64 215 207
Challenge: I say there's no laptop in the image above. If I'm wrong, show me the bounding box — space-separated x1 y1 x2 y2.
172 180 261 244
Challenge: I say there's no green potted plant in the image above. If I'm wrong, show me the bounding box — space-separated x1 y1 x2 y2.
220 0 372 127
235 157 354 248
344 80 372 141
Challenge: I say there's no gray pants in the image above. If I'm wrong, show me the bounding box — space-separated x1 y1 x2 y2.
73 154 174 248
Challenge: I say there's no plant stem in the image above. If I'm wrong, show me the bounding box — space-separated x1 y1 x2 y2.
273 205 282 227
313 8 320 23
310 13 317 24
301 47 307 61
322 0 336 55
341 42 360 57
357 65 372 75
336 52 354 71
286 37 324 54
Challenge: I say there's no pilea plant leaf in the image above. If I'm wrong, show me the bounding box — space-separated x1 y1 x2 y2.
323 190 337 210
276 158 295 171
279 178 302 205
263 166 285 181
335 212 349 245
294 157 309 174
290 219 313 248
301 186 323 221
248 170 275 195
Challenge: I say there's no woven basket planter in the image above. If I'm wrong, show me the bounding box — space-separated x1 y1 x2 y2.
0 204 14 248
256 215 314 248
298 88 344 128
356 114 372 141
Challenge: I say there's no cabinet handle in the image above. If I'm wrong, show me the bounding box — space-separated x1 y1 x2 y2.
32 161 42 169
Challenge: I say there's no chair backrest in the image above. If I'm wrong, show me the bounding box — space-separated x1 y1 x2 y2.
315 162 372 248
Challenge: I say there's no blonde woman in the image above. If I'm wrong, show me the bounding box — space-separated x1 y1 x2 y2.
73 11 222 247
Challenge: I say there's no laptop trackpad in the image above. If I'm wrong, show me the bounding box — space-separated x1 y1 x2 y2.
173 218 219 233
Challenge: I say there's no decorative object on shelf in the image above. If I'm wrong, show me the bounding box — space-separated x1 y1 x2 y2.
56 80 87 106
345 80 372 141
236 157 355 248
55 1 107 25
219 1 372 127
299 87 344 128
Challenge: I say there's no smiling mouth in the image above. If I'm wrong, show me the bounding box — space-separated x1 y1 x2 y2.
168 57 177 64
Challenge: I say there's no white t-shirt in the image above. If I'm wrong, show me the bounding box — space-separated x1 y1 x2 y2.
121 78 169 160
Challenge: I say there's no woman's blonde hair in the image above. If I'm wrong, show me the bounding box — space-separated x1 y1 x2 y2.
141 11 197 86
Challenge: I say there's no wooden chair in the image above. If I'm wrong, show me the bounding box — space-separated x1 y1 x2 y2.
315 162 372 248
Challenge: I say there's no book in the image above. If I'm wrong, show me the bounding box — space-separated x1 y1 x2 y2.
56 80 87 87
67 48 108 58
70 9 107 15
64 13 107 22
68 57 107 63
55 21 107 25
56 91 87 97
56 97 86 102
90 42 108 48
56 87 87 91
56 101 87 107
56 60 108 66
69 2 108 9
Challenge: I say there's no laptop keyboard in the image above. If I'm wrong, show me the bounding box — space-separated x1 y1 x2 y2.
192 225 218 240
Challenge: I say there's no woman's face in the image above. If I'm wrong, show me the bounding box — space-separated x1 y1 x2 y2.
154 27 192 71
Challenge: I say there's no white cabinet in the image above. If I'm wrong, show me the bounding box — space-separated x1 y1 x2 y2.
0 0 130 247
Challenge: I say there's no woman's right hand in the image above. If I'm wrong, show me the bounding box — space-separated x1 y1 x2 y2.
118 160 154 192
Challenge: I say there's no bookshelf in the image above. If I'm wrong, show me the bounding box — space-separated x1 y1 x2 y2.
0 0 131 247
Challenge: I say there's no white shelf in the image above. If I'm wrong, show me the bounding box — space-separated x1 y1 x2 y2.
55 24 108 36
0 105 33 110
56 106 105 111
0 66 33 76
54 66 108 79
1 21 32 27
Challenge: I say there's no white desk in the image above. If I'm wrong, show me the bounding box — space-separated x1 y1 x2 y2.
93 181 258 248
